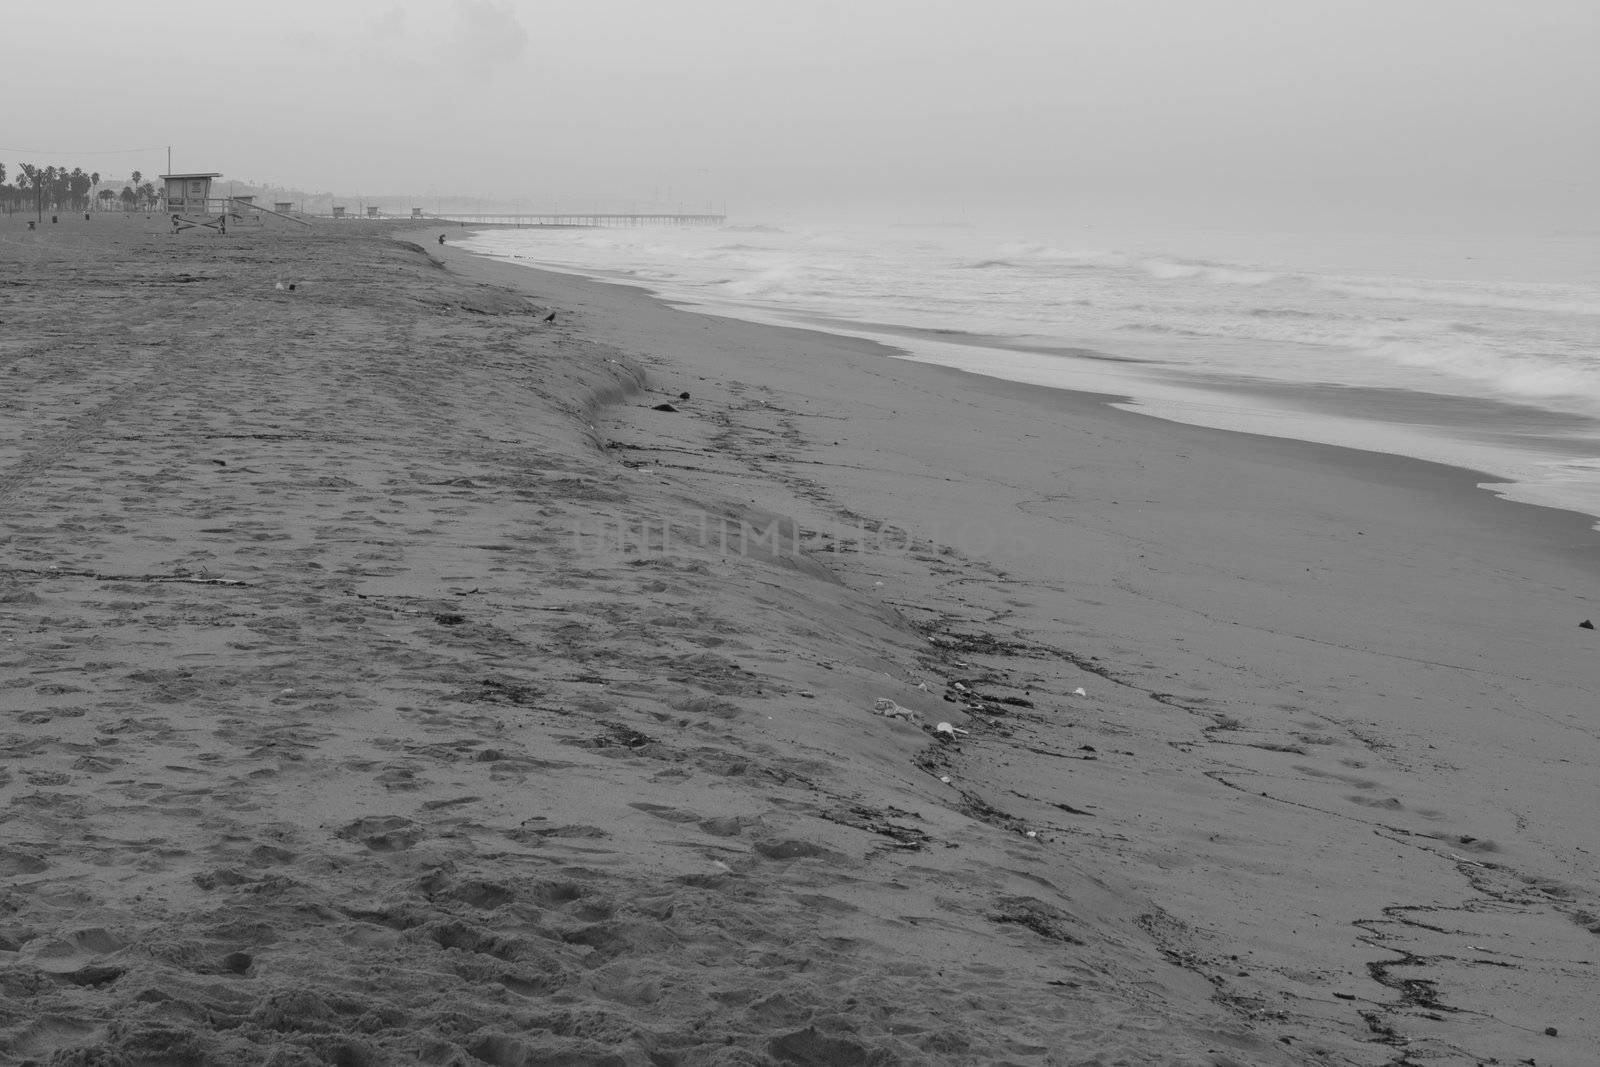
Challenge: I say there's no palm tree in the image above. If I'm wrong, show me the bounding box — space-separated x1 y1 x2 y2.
69 168 91 211
18 163 44 221
53 166 72 212
137 182 157 211
119 186 136 211
21 167 33 208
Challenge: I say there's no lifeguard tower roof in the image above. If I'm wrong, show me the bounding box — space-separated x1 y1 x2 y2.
161 172 224 217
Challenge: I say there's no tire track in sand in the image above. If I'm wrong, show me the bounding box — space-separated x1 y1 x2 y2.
0 360 173 506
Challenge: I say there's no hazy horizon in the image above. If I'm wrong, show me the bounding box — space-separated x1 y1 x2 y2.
7 0 1597 235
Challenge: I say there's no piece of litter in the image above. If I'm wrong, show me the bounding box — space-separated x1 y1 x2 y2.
953 682 966 691
279 688 295 696
797 690 816 699
934 722 970 737
916 681 929 691
872 698 920 723
873 581 883 587
938 775 951 783
1025 830 1038 838
1072 687 1087 697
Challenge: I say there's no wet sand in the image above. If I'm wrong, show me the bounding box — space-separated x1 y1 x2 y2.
1 214 1596 1066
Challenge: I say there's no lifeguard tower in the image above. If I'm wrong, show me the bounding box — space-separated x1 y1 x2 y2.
162 172 225 232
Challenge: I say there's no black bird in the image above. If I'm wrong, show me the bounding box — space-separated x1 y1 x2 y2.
543 312 556 323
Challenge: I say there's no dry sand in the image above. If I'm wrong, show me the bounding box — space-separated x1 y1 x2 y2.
1 213 1596 1066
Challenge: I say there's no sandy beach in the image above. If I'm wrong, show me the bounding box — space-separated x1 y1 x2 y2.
2 215 1597 1066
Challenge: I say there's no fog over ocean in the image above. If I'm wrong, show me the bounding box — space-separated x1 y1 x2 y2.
466 217 1600 525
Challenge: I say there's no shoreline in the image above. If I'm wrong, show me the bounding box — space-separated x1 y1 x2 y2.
1 215 1595 1065
461 231 1600 531
453 229 1600 555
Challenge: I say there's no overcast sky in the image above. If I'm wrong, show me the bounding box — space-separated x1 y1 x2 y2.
6 0 1595 229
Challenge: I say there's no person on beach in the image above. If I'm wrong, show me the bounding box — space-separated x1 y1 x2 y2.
438 234 446 245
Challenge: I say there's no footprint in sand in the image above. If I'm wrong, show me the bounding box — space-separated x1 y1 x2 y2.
627 802 702 824
335 815 423 852
0 849 50 876
1348 794 1405 811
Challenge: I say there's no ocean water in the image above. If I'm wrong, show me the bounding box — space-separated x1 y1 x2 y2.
462 219 1600 526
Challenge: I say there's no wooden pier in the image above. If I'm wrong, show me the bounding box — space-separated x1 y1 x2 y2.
431 213 725 228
